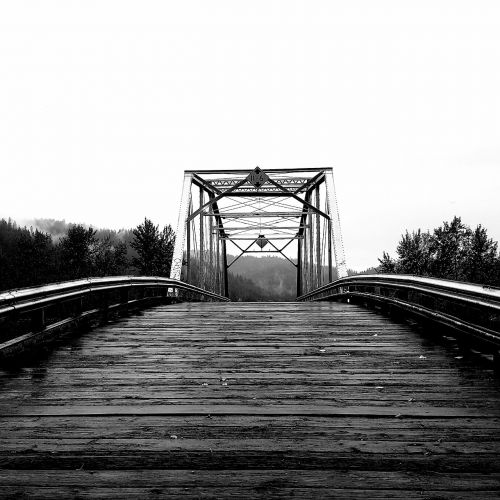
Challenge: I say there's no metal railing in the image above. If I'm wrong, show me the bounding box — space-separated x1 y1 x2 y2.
0 276 229 357
297 274 500 353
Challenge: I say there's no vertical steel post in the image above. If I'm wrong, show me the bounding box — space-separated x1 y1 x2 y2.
315 187 321 288
199 187 204 289
186 205 191 284
222 239 229 298
325 169 348 278
208 195 214 291
170 172 193 284
297 236 302 297
328 219 333 282
308 209 314 291
216 225 221 294
303 214 308 293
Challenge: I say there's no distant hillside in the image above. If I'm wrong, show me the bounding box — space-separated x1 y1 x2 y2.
228 255 296 301
25 219 134 243
25 218 70 240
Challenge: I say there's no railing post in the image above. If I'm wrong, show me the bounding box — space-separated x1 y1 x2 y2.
494 350 500 373
120 287 129 314
31 308 45 331
101 290 109 324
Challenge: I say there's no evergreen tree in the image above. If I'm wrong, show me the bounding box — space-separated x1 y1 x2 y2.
131 219 175 276
131 218 160 275
31 229 55 284
58 225 97 279
158 224 175 275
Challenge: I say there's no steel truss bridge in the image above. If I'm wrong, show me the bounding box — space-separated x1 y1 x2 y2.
0 167 499 499
169 167 347 297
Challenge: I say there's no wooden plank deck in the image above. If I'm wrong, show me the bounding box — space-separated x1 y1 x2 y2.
0 301 499 499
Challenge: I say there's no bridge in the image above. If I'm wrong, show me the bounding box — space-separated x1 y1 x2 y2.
0 168 499 499
169 167 347 297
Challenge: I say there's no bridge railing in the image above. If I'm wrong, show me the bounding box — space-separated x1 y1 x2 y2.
0 276 229 358
297 274 500 354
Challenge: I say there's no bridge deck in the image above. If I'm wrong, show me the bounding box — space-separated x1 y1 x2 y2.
0 302 499 499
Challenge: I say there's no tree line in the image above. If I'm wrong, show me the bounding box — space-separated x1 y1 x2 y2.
3 214 498 295
378 216 500 286
0 218 175 292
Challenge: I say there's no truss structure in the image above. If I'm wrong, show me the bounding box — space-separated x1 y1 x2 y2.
170 167 347 297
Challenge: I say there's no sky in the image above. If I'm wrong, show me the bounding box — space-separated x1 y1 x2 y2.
0 1 499 270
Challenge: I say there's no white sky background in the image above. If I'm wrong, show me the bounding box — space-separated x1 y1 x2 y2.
0 1 499 271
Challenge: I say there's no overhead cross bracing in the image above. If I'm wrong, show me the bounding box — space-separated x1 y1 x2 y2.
170 167 348 298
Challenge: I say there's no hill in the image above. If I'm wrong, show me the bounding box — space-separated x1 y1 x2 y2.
228 255 296 301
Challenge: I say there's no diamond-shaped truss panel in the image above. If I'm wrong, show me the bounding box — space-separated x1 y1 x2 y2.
246 167 269 189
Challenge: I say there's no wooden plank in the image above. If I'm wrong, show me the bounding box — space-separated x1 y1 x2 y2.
1 415 498 440
1 451 499 473
1 438 499 455
1 469 499 490
1 404 499 418
1 487 498 500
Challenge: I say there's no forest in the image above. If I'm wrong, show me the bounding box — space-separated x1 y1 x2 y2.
378 216 500 286
0 218 175 292
1 215 499 298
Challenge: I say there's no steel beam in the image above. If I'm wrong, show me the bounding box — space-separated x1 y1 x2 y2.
221 236 303 240
315 187 321 288
203 212 303 218
170 172 193 282
212 226 308 231
325 169 348 278
222 239 229 297
192 173 222 196
297 236 302 297
185 167 332 174
199 187 204 289
187 177 248 222
266 177 330 220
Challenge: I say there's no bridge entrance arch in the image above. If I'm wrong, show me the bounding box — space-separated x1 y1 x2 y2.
170 167 347 298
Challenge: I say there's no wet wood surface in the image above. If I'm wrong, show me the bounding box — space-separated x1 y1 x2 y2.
0 301 499 499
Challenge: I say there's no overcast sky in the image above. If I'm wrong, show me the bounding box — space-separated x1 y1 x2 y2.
1 1 499 270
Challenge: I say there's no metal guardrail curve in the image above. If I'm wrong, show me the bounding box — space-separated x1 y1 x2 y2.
0 276 229 357
297 274 500 354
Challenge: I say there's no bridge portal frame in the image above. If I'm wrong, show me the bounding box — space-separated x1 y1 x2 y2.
170 167 347 298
